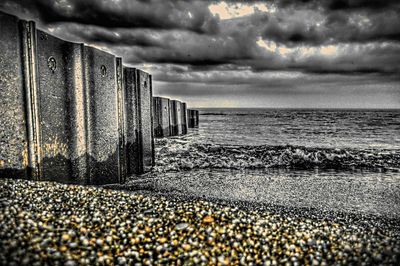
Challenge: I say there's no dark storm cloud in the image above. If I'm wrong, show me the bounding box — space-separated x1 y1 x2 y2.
261 8 400 46
1 0 399 108
288 0 400 11
0 0 219 33
63 25 164 47
103 15 265 67
2 0 399 74
222 0 400 11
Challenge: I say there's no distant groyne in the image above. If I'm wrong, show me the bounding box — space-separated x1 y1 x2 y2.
0 11 199 185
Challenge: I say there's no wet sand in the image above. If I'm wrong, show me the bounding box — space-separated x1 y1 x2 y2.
127 169 400 221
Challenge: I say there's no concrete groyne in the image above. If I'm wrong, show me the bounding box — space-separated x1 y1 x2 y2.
188 109 200 128
0 11 198 185
152 98 199 137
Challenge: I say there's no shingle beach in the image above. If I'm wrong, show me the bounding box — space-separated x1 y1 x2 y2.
1 178 399 265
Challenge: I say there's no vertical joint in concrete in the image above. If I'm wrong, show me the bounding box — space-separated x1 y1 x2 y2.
21 20 42 180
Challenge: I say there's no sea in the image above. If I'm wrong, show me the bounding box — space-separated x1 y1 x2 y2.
143 109 400 224
196 108 400 149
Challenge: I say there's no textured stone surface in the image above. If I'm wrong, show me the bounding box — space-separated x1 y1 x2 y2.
181 102 188 135
83 46 120 185
170 100 183 135
188 110 199 128
123 67 140 175
0 12 29 178
1 10 156 184
124 68 154 175
116 57 127 183
153 97 171 138
36 30 87 183
169 100 177 136
1 178 400 265
136 70 154 173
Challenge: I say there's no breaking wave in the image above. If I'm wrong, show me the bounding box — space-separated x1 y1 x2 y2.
155 139 400 173
201 112 254 116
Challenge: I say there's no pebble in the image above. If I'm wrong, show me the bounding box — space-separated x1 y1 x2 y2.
176 223 189 230
0 178 399 265
202 215 214 224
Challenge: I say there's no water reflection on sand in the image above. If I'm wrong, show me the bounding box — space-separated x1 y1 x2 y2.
149 168 400 220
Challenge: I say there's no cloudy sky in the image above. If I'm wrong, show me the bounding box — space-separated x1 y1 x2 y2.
1 0 399 108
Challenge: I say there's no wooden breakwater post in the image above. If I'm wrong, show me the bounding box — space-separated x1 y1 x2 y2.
0 11 154 184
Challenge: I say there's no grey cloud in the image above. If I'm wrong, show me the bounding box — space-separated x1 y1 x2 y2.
59 25 165 47
1 0 399 92
262 8 400 45
248 42 400 76
222 0 400 11
0 0 219 33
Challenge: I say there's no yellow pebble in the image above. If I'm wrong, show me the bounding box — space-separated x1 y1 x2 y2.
182 244 191 251
203 215 214 223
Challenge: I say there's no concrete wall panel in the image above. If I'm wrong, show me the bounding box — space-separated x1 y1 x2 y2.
36 30 87 183
195 110 199 127
123 67 139 175
181 102 188 135
0 12 29 178
175 101 183 135
83 46 119 185
116 57 127 183
137 70 154 173
0 11 157 183
153 97 170 138
123 68 154 174
169 100 177 136
188 109 199 128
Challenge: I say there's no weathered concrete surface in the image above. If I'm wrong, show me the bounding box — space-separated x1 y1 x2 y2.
116 57 127 183
1 10 158 184
123 67 140 176
195 110 199 127
153 97 171 138
170 100 183 135
136 70 154 173
169 100 177 136
176 101 183 135
123 68 154 175
181 102 188 135
0 12 29 179
83 46 120 185
188 109 199 128
36 30 88 184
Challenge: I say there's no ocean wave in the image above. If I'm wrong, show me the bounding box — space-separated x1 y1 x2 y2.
201 112 254 116
201 112 228 116
154 139 400 172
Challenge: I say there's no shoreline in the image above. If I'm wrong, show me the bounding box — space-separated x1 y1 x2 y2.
104 178 400 235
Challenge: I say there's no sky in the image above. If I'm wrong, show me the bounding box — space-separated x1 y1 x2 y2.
1 0 399 108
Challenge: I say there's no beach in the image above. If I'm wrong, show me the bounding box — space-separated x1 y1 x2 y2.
1 0 399 263
1 109 400 265
1 178 399 265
